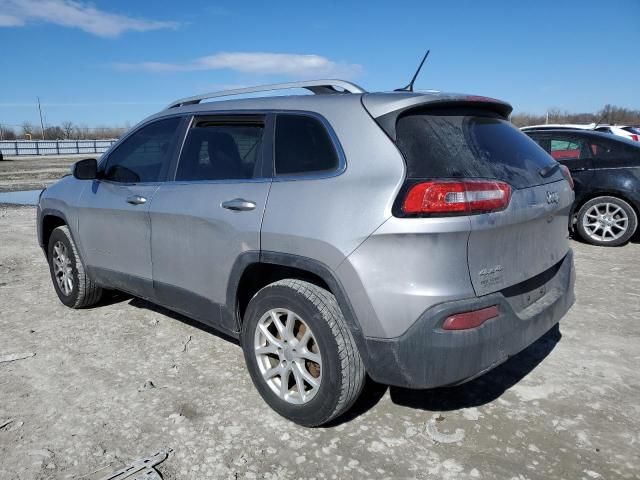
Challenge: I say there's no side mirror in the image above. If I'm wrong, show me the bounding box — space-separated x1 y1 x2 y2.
72 158 98 180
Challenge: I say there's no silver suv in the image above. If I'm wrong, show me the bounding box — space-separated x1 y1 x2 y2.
37 80 575 426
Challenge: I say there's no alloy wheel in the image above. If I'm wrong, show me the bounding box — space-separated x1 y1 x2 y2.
582 202 629 243
254 308 322 404
52 240 74 295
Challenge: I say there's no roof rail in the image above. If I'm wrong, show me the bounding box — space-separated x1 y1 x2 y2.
166 79 367 109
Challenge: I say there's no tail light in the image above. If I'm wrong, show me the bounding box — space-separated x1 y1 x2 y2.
401 180 511 216
559 164 574 190
631 134 639 142
442 305 499 330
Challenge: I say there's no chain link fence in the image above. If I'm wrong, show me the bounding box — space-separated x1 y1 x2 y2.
0 139 117 156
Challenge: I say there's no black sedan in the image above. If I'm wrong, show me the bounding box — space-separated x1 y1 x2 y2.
525 128 640 246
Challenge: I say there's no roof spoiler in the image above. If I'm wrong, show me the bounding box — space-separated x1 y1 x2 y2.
369 96 513 141
166 79 367 109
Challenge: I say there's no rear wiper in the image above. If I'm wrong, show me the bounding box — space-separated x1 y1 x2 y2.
539 163 560 178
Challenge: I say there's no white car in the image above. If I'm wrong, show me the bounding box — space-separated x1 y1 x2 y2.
521 123 595 131
521 124 640 142
594 125 640 142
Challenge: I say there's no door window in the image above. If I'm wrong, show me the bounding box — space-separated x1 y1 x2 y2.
176 121 264 181
103 117 181 183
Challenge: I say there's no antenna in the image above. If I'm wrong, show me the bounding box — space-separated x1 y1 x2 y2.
395 50 430 92
593 106 609 130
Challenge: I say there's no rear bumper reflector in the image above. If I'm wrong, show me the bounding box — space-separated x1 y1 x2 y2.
442 305 500 330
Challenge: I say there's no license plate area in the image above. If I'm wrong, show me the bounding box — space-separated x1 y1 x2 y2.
500 260 561 315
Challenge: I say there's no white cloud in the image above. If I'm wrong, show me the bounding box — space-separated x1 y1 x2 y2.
114 52 363 79
0 0 178 37
0 14 24 26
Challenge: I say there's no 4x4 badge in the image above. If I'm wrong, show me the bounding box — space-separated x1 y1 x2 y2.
546 191 559 204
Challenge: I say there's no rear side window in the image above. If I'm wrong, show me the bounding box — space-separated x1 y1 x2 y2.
533 135 591 161
394 111 559 189
176 121 264 181
275 114 338 175
588 138 640 160
104 117 181 183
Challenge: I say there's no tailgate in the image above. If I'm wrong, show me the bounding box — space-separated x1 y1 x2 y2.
467 180 573 296
383 105 574 296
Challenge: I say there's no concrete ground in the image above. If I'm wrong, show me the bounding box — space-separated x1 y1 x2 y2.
0 204 639 480
0 155 82 192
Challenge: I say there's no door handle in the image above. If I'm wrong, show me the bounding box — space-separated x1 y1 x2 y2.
126 195 147 205
221 198 256 211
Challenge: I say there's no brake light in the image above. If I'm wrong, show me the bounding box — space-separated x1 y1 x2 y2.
559 164 574 190
631 134 639 142
401 180 511 215
442 305 499 330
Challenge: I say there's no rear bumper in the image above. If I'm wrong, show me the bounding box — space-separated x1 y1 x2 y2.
361 249 575 389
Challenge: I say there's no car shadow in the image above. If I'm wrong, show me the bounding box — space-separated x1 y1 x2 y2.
91 291 562 425
389 324 561 412
127 296 240 345
326 324 562 426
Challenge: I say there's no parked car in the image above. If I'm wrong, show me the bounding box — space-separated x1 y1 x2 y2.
37 80 575 426
521 124 640 142
525 127 640 246
594 125 640 142
521 123 595 132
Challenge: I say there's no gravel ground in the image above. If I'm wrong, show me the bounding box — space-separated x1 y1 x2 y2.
0 156 82 192
0 205 639 480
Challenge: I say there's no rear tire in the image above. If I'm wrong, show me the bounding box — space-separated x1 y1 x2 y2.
576 196 637 247
47 225 102 308
241 279 365 427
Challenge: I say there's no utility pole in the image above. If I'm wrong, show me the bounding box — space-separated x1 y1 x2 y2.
37 97 45 140
0 123 4 141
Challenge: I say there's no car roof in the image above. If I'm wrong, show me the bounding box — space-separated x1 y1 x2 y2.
145 80 512 124
523 127 640 146
521 124 596 130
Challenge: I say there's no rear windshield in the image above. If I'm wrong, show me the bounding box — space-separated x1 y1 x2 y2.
395 111 560 189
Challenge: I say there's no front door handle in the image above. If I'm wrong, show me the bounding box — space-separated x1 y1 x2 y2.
221 198 256 211
126 195 147 205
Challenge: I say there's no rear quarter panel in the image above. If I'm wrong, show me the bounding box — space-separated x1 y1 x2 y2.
260 97 405 270
578 165 640 213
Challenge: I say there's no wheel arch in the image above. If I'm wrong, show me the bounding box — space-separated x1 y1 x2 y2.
573 190 640 221
227 251 372 370
40 209 69 254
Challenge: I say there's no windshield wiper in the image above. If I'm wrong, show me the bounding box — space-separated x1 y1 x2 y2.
539 163 560 178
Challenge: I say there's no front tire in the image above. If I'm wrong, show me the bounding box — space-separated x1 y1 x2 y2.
47 225 102 308
576 196 638 246
241 279 365 427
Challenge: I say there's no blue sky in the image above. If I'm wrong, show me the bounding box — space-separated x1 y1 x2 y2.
0 0 638 129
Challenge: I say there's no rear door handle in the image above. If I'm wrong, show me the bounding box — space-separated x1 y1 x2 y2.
221 198 256 211
126 195 147 205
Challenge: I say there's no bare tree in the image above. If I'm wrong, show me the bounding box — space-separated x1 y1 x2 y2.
21 121 35 139
43 126 64 140
0 126 17 140
512 104 640 128
61 121 74 139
